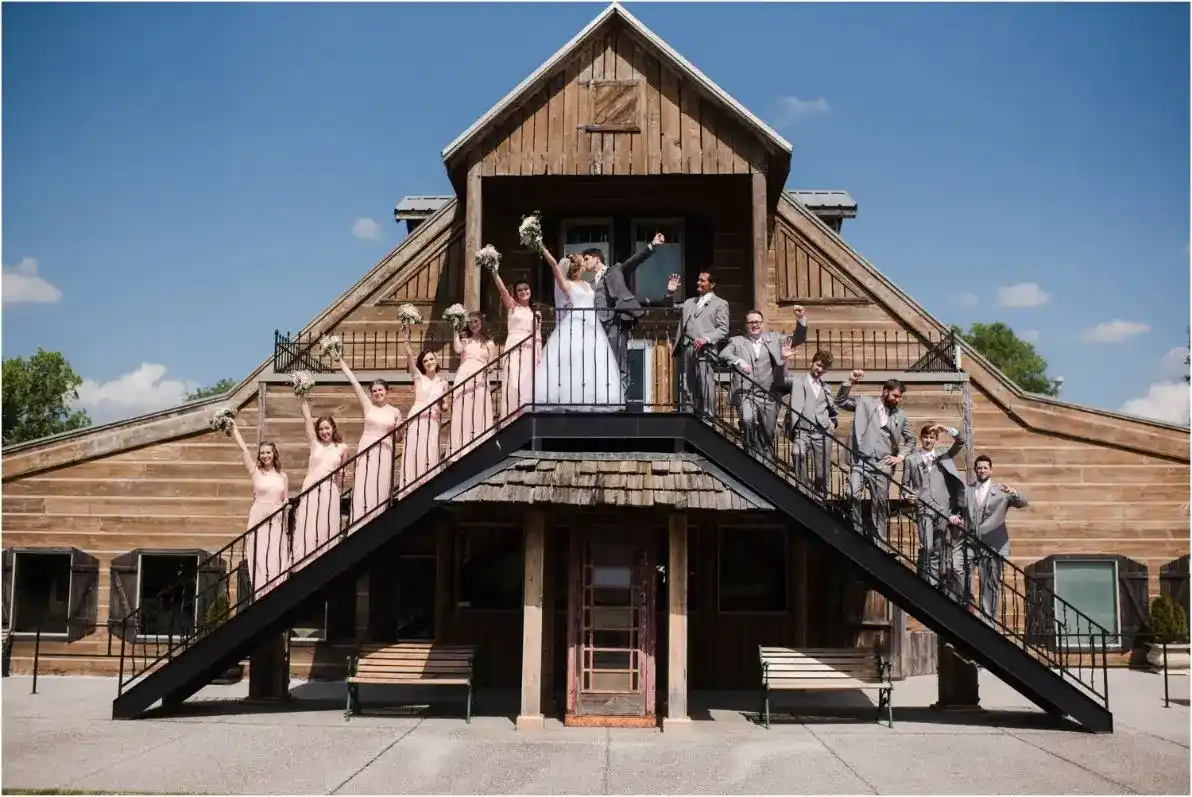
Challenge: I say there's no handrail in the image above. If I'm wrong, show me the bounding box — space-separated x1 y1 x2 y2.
704 360 1111 708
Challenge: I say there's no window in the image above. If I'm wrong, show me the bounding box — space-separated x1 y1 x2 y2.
559 219 613 280
137 553 199 638
456 526 523 611
1053 559 1121 648
629 219 684 303
290 595 328 642
10 552 72 634
395 556 437 641
626 340 654 412
717 527 788 613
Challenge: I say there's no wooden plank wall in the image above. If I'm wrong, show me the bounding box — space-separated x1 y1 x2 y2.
476 20 769 179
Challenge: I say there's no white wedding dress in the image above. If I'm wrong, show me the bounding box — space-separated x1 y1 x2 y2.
533 280 624 412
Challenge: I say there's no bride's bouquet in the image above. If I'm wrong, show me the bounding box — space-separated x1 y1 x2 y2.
319 334 343 362
474 245 501 274
443 303 468 331
518 212 543 251
290 370 316 398
209 406 237 436
396 303 424 326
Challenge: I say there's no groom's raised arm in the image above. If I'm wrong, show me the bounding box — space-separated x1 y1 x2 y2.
620 233 666 278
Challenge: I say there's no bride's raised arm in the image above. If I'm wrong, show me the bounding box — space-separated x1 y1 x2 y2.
539 245 571 300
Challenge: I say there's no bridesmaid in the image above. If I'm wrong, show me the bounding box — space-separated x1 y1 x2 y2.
449 312 499 459
399 324 449 493
292 397 348 570
337 356 402 529
488 270 541 420
230 422 288 599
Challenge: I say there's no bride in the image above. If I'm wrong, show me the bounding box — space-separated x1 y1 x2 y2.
533 245 624 412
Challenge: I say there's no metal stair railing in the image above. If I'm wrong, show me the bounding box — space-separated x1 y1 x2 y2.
702 361 1111 709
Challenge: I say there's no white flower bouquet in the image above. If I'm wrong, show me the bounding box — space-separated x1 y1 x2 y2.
209 407 237 436
290 370 316 398
474 244 501 274
319 334 343 362
396 303 424 326
443 303 468 331
518 212 543 251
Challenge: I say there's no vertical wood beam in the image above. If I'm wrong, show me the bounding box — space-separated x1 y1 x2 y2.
750 171 769 314
541 524 556 715
434 518 453 641
664 513 690 727
464 155 483 311
516 509 546 730
796 536 810 646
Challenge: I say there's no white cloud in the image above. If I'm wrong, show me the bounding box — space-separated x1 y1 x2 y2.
2 257 62 305
1020 329 1040 344
996 282 1050 308
74 363 199 424
1159 346 1190 380
774 96 829 127
1079 319 1150 344
953 292 979 308
352 218 380 240
1120 382 1190 427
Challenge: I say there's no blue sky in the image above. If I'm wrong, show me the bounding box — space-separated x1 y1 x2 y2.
3 2 1189 425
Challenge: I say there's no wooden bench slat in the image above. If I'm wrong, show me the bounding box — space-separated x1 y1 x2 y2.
349 676 470 685
758 646 894 730
347 643 475 723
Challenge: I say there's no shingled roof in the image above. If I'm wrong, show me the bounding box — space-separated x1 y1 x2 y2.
436 451 775 511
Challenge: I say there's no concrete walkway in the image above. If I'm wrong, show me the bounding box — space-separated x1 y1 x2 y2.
3 670 1188 794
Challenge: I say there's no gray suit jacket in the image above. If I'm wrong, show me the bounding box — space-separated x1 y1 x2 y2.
787 374 839 435
669 292 730 356
834 384 916 470
594 246 656 324
719 323 805 398
965 481 1029 556
904 433 966 516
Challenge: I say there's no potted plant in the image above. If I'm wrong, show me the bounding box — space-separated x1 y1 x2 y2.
1146 595 1190 671
205 594 245 685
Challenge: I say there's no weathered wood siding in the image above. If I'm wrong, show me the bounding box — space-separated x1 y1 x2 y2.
475 20 770 179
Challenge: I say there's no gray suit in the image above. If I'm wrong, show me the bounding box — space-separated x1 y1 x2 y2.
593 246 657 397
964 481 1029 623
834 385 916 542
720 323 804 456
903 432 966 596
785 369 838 494
668 291 730 417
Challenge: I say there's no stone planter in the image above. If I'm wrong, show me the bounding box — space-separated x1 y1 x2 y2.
212 662 245 685
1147 642 1191 671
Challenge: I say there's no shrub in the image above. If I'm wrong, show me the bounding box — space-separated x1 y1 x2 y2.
1149 595 1189 644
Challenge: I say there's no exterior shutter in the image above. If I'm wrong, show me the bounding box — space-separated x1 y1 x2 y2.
107 550 141 643
1161 555 1190 618
67 549 100 642
1024 556 1056 649
326 572 357 643
1116 556 1149 653
1 548 13 632
195 551 228 635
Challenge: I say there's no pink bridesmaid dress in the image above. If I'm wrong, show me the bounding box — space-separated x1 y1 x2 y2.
401 372 449 494
291 442 346 569
350 404 402 528
501 305 542 419
450 338 497 458
247 469 287 599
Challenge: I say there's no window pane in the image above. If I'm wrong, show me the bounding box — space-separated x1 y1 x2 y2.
1054 561 1120 642
631 243 683 302
139 554 198 637
718 529 788 613
626 348 647 408
457 527 523 610
563 224 611 281
12 553 72 633
592 565 632 587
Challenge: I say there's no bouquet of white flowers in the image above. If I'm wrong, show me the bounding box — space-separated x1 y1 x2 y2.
319 334 343 362
474 245 501 274
443 303 468 331
518 212 543 251
209 407 237 436
290 370 316 398
396 303 424 326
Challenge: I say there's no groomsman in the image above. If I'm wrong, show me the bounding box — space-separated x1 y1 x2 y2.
903 422 966 597
785 348 839 494
719 307 807 456
834 373 916 546
964 455 1028 624
665 271 730 417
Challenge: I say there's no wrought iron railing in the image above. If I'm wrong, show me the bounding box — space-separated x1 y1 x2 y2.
703 361 1111 708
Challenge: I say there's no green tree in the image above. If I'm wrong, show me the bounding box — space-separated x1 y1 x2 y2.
951 322 1058 396
187 378 237 401
2 349 92 445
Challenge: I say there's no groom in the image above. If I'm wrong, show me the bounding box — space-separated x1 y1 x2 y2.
584 232 666 398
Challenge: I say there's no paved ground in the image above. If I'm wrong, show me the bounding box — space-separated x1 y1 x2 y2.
3 669 1188 794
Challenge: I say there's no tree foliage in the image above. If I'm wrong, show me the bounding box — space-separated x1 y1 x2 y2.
951 322 1058 396
2 349 92 446
187 378 237 401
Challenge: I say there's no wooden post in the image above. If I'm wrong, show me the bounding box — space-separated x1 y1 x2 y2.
541 526 556 715
664 513 690 728
932 638 983 712
750 171 769 314
434 519 453 641
891 604 906 679
464 155 483 312
516 509 546 730
246 631 289 703
796 535 810 647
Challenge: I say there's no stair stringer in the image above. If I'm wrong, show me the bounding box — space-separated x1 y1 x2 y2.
111 418 536 720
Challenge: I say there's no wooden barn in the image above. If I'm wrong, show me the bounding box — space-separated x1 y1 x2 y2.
2 4 1187 732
